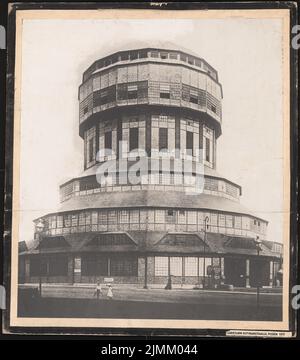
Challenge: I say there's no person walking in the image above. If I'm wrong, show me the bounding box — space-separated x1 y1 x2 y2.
94 282 102 299
107 284 113 299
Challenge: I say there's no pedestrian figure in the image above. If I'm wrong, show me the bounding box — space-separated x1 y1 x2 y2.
94 282 102 299
107 284 113 299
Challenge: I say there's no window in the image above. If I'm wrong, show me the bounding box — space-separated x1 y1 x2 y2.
150 51 159 58
130 210 139 224
254 220 257 225
155 210 165 224
166 209 176 223
219 214 225 227
81 254 108 276
169 52 178 60
138 50 148 58
128 84 138 99
187 211 197 225
83 106 88 114
188 56 194 65
48 255 68 276
186 131 194 156
160 84 170 99
130 51 138 60
190 89 198 104
104 131 112 150
160 52 168 59
155 257 168 276
120 53 129 61
64 214 71 227
180 53 187 62
110 256 138 276
185 257 198 276
159 127 168 151
57 216 63 228
30 256 47 276
99 211 107 225
107 211 117 225
71 214 78 227
178 210 186 224
120 210 129 224
170 257 182 276
205 137 210 162
88 138 94 163
129 127 139 151
226 215 233 228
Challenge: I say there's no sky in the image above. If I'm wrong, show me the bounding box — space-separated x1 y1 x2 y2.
18 16 284 245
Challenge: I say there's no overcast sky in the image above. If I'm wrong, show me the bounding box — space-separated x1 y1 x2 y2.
18 16 284 245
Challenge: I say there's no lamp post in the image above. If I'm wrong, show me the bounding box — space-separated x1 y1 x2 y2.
203 216 209 289
254 236 262 313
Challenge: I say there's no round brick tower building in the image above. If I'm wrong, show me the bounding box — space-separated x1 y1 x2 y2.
20 44 282 289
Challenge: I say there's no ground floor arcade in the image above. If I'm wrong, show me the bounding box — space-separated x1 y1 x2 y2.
19 252 282 288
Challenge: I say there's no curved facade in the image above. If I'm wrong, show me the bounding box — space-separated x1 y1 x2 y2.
19 46 282 289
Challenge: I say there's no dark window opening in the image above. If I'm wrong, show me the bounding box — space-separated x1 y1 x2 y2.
110 256 138 276
205 137 210 162
186 131 194 156
160 92 170 99
48 256 68 276
129 127 139 151
159 127 168 151
130 51 138 60
160 52 168 59
180 53 187 62
81 255 108 276
190 95 198 104
188 57 194 65
83 106 88 114
195 59 202 67
128 89 138 99
88 138 94 163
104 131 112 150
211 104 217 113
138 50 148 58
30 257 47 277
120 53 129 61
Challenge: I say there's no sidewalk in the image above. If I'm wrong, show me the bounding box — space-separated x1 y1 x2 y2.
20 282 283 296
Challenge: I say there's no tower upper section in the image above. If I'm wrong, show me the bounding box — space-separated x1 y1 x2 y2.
78 45 223 172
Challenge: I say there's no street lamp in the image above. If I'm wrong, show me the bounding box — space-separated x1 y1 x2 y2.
202 216 209 289
253 235 262 313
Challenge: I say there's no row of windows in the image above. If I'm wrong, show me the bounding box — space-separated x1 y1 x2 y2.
30 255 138 277
81 255 137 276
42 209 266 235
79 80 222 123
154 256 219 277
60 174 240 202
83 115 216 168
30 255 68 277
82 50 218 83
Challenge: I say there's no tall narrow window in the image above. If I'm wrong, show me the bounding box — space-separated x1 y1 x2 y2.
159 127 168 151
88 138 94 162
186 131 194 156
205 137 210 162
129 127 139 151
104 131 112 150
